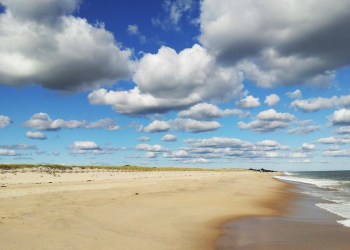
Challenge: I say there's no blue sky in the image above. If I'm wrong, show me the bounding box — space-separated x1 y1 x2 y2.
1 0 350 171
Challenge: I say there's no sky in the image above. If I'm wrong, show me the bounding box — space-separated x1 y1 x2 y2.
1 0 350 171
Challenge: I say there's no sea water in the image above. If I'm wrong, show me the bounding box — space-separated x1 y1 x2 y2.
276 171 350 228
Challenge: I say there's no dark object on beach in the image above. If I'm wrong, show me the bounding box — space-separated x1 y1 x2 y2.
48 182 53 183
248 168 277 173
87 180 92 182
1 185 6 187
135 192 139 195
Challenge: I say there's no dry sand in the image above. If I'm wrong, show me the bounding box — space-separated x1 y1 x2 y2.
0 170 289 250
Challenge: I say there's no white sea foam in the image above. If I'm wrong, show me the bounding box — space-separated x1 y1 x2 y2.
316 203 350 228
338 219 350 227
275 175 340 189
301 191 344 204
276 171 350 228
283 171 296 176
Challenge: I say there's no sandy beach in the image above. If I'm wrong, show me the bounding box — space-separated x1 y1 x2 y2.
0 169 289 250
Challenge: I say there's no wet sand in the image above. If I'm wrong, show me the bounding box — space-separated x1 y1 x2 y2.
216 182 350 250
0 170 288 250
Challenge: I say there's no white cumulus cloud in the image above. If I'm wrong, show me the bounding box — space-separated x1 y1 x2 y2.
0 115 11 128
199 0 350 87
236 95 260 108
23 113 120 131
89 44 243 115
332 109 350 126
291 95 350 112
143 118 221 134
143 120 171 133
136 144 167 152
26 131 46 140
178 103 246 120
0 0 133 91
317 136 350 145
238 109 295 133
162 134 177 142
171 118 220 133
23 113 85 130
69 140 106 154
264 94 280 106
287 89 302 99
301 143 316 151
0 148 16 156
85 118 120 131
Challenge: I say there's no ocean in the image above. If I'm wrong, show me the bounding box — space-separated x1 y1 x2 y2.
276 170 350 228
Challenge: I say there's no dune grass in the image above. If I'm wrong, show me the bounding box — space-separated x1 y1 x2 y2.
0 164 241 172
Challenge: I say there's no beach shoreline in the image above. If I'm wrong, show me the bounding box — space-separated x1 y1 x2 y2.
0 169 288 250
216 179 350 250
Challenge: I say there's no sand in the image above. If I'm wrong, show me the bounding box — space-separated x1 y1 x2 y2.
0 170 288 250
216 182 350 250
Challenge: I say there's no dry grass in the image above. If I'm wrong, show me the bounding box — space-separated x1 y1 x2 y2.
0 164 244 173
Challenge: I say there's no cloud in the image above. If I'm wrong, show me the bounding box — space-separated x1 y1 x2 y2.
0 148 16 156
291 95 350 112
336 126 350 134
199 0 350 87
69 141 105 154
288 152 310 159
127 24 146 43
332 109 350 126
323 149 350 157
288 125 322 135
26 131 46 140
185 137 252 149
152 0 194 30
0 144 37 150
0 115 11 128
0 0 80 22
171 118 220 133
163 149 213 164
182 158 209 164
138 136 150 142
23 113 120 131
256 109 295 122
0 0 133 91
71 141 100 150
143 118 220 133
287 89 302 99
89 44 243 115
143 120 170 133
256 140 288 150
301 143 316 151
162 134 177 142
164 149 190 158
183 136 290 160
178 103 246 120
23 113 85 130
238 109 295 133
294 120 313 126
145 152 158 158
264 94 280 106
236 95 260 108
85 118 120 131
317 136 350 145
136 144 167 152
